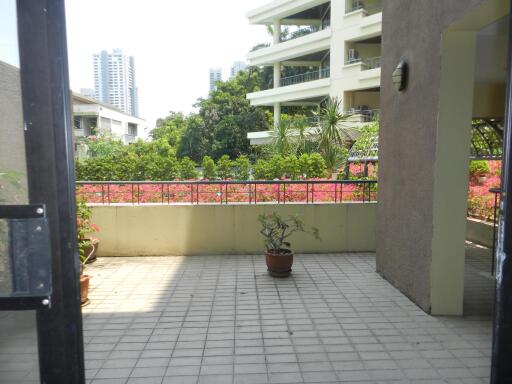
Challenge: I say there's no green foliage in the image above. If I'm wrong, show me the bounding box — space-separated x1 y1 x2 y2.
308 153 327 178
253 159 270 180
217 155 234 180
283 155 300 180
298 154 311 178
469 160 490 177
233 155 251 180
76 196 99 269
201 156 217 180
258 212 320 253
85 130 126 158
315 97 358 174
268 155 284 179
179 157 198 179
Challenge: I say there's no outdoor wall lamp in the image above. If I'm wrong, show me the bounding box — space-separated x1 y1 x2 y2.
392 59 408 92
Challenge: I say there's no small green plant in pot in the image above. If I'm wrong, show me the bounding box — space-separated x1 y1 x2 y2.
258 212 320 277
76 197 99 306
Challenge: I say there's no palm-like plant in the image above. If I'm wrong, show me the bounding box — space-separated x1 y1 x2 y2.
270 119 293 156
314 97 359 175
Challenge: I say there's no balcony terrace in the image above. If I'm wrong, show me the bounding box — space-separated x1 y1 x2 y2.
0 252 492 383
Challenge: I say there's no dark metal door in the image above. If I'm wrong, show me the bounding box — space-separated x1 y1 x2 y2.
492 1 512 383
0 1 85 382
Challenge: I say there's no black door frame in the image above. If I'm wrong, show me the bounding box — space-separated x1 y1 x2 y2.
16 0 85 382
492 1 512 382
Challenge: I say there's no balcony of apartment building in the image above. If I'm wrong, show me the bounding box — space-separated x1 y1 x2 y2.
340 36 381 91
342 0 382 41
247 1 331 110
247 56 331 107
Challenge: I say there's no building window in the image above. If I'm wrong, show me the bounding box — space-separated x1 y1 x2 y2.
73 116 81 130
128 123 137 136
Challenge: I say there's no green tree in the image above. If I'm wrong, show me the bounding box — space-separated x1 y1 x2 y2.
268 155 284 179
283 155 301 180
233 155 251 180
253 159 269 180
308 153 327 178
217 155 234 180
202 156 217 180
179 157 198 179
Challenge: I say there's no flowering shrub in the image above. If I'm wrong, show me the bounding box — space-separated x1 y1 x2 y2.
467 160 501 221
76 180 376 205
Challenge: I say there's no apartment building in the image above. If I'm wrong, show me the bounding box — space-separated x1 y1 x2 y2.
230 61 246 78
72 92 147 146
209 67 223 91
246 0 382 141
93 49 139 117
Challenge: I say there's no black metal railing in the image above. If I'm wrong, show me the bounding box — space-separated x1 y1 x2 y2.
280 67 330 87
76 180 378 205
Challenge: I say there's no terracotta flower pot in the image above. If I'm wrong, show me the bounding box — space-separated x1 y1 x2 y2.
80 275 90 306
265 250 293 277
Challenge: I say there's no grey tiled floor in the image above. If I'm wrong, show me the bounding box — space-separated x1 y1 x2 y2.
0 254 493 383
464 242 495 316
80 254 492 384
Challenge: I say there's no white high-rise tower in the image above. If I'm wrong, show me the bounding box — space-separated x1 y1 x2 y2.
209 67 222 92
93 49 139 116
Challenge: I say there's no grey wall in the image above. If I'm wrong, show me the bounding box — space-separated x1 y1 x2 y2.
377 0 491 312
0 61 26 178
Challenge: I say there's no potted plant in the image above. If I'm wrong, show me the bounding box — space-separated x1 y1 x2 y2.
258 212 320 277
76 197 100 263
469 160 490 184
76 197 99 306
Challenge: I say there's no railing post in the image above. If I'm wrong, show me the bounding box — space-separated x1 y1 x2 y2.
306 183 309 204
137 184 140 205
131 184 134 205
277 183 281 204
167 183 170 204
190 183 193 204
311 183 314 204
161 184 164 204
101 184 105 205
107 184 110 205
255 184 258 204
334 182 338 203
283 183 286 204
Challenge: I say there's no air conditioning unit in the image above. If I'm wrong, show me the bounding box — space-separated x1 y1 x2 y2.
348 49 359 63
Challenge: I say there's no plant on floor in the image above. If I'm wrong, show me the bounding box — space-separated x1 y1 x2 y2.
76 196 99 305
258 212 320 277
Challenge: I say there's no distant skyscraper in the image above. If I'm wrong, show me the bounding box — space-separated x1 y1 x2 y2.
209 67 222 91
93 49 139 116
79 88 96 99
230 61 246 78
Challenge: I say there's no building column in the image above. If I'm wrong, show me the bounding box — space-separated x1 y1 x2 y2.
429 32 477 315
274 102 281 128
273 19 280 45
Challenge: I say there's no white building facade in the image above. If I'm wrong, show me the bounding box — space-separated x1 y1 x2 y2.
93 49 139 117
246 0 382 144
209 67 222 91
230 61 247 78
72 93 147 146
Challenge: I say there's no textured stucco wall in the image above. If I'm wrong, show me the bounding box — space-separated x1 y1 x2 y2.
377 0 502 313
91 203 376 256
0 61 26 178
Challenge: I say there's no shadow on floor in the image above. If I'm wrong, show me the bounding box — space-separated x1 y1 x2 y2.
464 242 495 316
